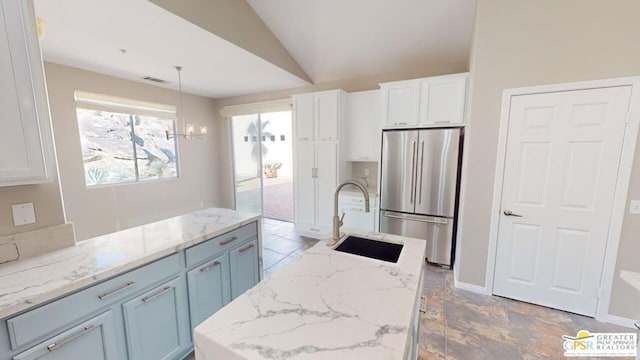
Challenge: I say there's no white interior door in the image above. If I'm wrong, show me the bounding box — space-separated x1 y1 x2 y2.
493 86 632 316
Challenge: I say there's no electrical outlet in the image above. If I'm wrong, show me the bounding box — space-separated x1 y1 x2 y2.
12 202 36 226
630 200 640 214
364 168 370 176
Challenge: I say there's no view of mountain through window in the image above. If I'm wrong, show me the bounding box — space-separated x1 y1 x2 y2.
77 108 178 187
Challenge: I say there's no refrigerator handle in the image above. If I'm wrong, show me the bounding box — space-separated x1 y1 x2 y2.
383 212 448 224
418 141 425 205
410 140 416 204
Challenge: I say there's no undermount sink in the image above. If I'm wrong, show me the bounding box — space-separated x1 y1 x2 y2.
334 236 403 263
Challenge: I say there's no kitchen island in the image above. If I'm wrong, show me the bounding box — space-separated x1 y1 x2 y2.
194 231 427 360
0 207 261 360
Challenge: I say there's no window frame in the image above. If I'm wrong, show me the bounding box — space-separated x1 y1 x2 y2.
74 91 181 188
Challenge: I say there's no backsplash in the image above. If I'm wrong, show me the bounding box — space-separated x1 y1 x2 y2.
351 161 378 191
0 223 76 264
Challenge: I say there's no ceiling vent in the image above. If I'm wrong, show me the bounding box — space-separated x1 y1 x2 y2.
142 76 166 83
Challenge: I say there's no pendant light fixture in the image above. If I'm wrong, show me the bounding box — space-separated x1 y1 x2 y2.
165 65 207 140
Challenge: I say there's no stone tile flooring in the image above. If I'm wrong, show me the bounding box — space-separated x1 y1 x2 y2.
187 218 635 359
260 217 318 277
420 265 633 359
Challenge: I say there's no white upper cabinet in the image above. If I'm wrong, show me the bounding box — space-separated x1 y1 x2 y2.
345 90 381 161
293 90 345 141
380 80 420 127
293 94 314 141
419 75 467 126
380 73 468 128
0 0 52 186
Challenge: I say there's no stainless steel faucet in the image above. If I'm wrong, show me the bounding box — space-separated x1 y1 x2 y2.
332 180 370 241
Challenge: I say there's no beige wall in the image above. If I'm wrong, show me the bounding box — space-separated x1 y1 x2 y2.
45 63 224 240
459 0 640 319
0 175 65 237
214 64 468 206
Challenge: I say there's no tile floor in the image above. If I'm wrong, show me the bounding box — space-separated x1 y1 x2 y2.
420 265 633 359
187 218 635 360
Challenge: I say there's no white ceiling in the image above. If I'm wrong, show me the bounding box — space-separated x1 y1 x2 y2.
247 0 477 83
33 0 309 98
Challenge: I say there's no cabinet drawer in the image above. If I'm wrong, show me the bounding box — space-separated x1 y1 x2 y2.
12 311 119 360
185 222 257 268
339 193 378 208
6 253 180 350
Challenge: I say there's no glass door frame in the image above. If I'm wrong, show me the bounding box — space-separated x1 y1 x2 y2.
230 113 264 215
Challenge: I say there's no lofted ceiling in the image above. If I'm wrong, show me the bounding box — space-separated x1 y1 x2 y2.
247 0 477 83
33 0 309 98
34 0 477 99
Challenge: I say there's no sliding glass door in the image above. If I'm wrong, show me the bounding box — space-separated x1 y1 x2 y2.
231 111 293 221
231 114 263 214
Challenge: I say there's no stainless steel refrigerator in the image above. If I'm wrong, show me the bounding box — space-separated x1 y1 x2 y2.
379 128 463 266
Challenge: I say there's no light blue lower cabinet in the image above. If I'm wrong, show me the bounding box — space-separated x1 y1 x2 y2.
229 238 260 300
187 253 231 330
122 277 190 360
13 311 118 360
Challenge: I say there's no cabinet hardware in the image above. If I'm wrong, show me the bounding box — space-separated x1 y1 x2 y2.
47 325 96 352
434 120 450 124
419 296 427 314
220 236 238 246
141 286 173 303
310 228 320 232
398 122 408 125
238 244 255 253
98 281 135 300
199 261 221 273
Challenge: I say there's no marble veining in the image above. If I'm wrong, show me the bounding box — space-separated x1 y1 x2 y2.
0 208 260 319
194 231 426 360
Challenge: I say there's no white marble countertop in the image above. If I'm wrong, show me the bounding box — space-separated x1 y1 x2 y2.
0 207 260 319
194 230 427 360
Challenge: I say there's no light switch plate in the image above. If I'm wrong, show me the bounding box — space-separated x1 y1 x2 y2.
11 203 36 226
630 200 640 215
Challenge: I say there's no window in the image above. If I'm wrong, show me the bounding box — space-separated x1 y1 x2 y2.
75 92 179 187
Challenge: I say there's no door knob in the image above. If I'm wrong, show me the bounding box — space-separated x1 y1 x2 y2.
503 209 523 217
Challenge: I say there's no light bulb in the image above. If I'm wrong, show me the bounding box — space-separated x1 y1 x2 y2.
185 123 195 135
199 125 208 135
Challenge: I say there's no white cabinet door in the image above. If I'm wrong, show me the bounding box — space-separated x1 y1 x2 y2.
294 94 314 141
294 142 316 226
346 90 381 161
419 75 467 126
380 80 420 127
315 142 338 228
0 0 49 185
315 92 339 141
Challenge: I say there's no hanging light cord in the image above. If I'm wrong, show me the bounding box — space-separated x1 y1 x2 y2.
175 65 184 133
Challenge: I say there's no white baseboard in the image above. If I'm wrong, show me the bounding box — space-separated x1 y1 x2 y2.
606 314 638 329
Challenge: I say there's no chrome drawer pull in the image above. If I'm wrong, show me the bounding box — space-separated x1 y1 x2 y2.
47 325 96 352
98 281 135 300
419 296 427 314
310 228 320 232
238 244 255 253
199 261 221 273
220 236 238 246
141 286 173 303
